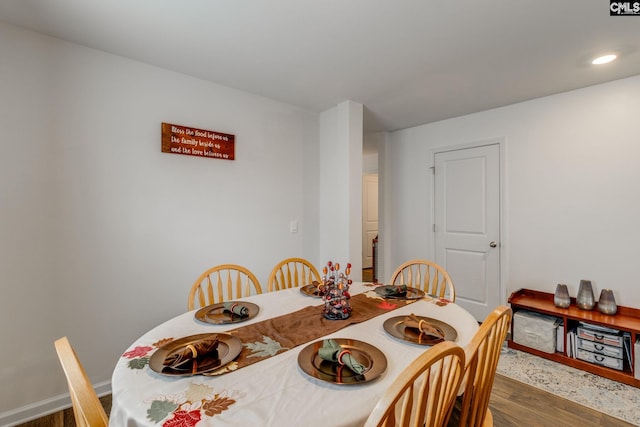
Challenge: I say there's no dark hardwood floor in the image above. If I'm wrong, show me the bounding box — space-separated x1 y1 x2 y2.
17 395 111 427
362 267 374 282
490 374 635 427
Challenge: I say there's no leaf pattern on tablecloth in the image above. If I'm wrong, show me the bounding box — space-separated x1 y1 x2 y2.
147 383 240 425
123 345 154 358
154 337 175 347
128 357 150 370
123 337 175 371
379 300 401 310
163 410 201 427
245 336 288 358
185 383 213 403
147 400 180 423
364 291 401 306
202 397 236 416
365 290 385 300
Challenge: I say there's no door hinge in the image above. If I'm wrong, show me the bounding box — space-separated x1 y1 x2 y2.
433 224 436 232
430 166 435 174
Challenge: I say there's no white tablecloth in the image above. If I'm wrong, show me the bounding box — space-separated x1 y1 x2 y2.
110 283 478 427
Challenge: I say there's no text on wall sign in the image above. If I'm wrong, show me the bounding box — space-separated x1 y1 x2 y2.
161 122 235 160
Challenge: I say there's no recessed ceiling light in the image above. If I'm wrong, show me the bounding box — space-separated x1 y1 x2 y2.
592 54 617 65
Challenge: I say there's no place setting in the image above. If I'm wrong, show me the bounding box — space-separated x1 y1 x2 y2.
148 333 242 376
383 313 457 346
299 281 325 298
374 284 426 300
297 338 387 385
194 301 259 324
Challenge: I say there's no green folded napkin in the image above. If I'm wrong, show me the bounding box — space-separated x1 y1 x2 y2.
223 302 249 317
318 339 366 374
379 284 408 296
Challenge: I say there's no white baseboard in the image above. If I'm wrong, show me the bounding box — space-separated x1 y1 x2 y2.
0 380 111 427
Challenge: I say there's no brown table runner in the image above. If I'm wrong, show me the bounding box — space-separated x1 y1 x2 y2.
206 292 415 375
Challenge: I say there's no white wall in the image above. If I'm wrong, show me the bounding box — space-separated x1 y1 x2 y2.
384 75 640 308
363 131 383 174
0 22 320 423
318 101 363 279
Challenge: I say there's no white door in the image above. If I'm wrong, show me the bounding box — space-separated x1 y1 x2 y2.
362 174 378 269
434 144 501 321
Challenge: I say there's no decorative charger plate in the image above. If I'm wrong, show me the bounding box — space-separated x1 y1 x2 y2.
374 285 426 300
195 301 259 325
149 333 242 376
297 338 387 385
383 316 458 346
300 284 324 298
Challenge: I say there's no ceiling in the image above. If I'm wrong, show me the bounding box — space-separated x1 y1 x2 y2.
2 0 640 136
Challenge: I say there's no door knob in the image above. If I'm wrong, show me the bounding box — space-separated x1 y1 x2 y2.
489 241 497 248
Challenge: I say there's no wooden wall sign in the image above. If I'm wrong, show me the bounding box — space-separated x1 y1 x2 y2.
161 122 235 160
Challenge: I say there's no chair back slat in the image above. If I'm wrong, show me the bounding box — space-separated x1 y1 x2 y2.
267 258 321 292
188 264 262 310
365 341 466 427
452 305 512 427
390 259 456 302
54 337 109 427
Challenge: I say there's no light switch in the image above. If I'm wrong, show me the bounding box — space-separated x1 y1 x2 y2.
290 220 298 233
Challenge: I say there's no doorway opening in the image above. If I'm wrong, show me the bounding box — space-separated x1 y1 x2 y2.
362 173 378 282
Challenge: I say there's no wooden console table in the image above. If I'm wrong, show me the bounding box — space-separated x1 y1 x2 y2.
508 288 640 388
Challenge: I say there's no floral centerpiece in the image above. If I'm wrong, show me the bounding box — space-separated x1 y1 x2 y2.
321 261 352 320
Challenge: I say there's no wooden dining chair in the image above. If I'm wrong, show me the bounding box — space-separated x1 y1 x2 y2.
54 336 109 427
448 305 512 427
267 257 321 292
188 264 262 310
364 341 466 427
390 259 456 302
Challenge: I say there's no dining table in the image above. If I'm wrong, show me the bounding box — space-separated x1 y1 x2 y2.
109 282 479 427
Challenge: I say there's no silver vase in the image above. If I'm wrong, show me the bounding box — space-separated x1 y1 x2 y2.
554 284 571 308
576 280 595 310
598 289 617 315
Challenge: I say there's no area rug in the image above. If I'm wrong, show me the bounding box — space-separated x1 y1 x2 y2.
497 346 640 426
